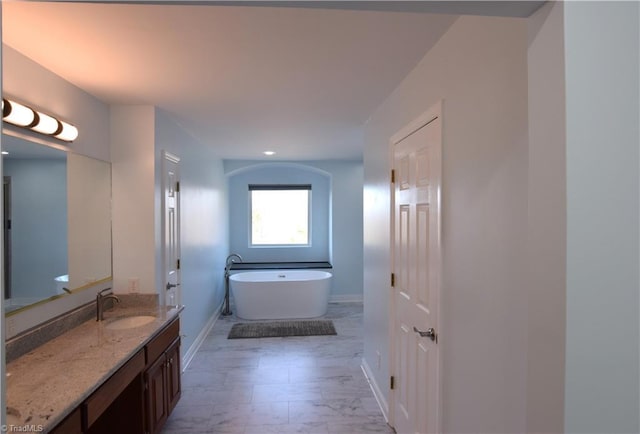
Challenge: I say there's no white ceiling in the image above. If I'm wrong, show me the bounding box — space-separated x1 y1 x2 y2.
2 2 541 161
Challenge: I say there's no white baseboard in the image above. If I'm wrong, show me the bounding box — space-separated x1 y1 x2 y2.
329 294 363 303
182 301 223 372
361 358 390 423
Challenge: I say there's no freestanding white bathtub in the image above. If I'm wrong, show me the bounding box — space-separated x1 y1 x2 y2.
229 270 332 320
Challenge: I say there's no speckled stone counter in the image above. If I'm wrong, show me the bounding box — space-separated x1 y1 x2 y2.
5 304 183 433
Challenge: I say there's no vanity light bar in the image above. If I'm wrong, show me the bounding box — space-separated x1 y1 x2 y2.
1 98 79 142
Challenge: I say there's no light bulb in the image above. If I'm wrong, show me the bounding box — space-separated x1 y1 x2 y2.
55 121 79 142
3 100 35 127
32 112 60 135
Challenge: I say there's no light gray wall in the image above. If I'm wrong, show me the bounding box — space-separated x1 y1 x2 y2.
155 108 228 359
363 15 529 432
526 2 566 432
111 105 229 358
3 159 67 299
564 2 640 433
225 160 363 300
111 105 156 295
2 45 110 162
318 160 363 300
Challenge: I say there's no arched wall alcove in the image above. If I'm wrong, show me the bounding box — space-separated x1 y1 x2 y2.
226 162 332 263
224 160 364 301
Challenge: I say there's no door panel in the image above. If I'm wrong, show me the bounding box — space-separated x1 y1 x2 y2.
399 205 411 295
396 322 413 432
416 149 430 188
399 155 411 191
416 204 430 310
392 106 442 434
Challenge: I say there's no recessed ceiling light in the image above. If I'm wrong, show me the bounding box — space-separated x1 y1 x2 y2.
1 151 8 155
263 151 275 156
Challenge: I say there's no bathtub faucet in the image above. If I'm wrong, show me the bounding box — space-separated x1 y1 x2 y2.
222 253 242 316
225 253 243 271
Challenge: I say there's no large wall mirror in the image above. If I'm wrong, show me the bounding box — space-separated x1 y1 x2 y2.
2 132 112 323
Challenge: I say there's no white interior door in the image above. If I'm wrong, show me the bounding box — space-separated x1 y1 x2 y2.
162 151 181 307
391 104 442 434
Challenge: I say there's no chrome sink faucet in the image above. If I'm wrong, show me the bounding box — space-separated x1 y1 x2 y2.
96 288 120 321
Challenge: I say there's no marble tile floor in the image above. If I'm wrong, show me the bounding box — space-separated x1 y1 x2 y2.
161 303 394 434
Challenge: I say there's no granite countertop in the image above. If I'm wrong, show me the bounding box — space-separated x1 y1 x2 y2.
5 304 183 432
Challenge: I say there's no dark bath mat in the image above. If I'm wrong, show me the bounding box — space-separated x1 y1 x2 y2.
228 320 337 339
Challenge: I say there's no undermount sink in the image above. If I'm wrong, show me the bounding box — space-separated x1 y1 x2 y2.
105 315 156 330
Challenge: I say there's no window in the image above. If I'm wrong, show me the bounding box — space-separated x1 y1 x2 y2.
249 184 311 246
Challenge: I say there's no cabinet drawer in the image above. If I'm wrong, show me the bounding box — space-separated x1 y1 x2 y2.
146 318 179 365
83 349 145 429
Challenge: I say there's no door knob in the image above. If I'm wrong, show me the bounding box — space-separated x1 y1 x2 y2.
413 326 437 342
166 282 179 290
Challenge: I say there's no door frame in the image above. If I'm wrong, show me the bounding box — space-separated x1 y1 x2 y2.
388 100 443 432
3 176 11 299
161 150 181 307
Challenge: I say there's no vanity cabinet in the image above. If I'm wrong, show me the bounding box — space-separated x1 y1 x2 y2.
84 349 145 433
49 317 181 434
144 337 181 434
144 317 181 434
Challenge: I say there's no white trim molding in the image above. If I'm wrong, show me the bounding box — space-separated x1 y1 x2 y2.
362 358 390 423
328 294 363 303
182 301 223 372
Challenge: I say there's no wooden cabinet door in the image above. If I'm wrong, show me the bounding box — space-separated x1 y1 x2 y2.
145 353 168 434
166 338 181 413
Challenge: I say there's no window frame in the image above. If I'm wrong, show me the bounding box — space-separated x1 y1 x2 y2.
248 184 312 248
